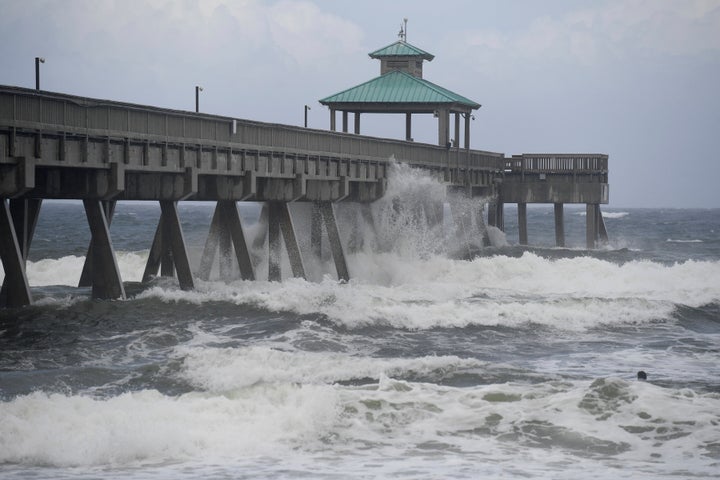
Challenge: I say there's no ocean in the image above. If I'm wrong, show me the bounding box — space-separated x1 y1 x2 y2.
1 164 719 479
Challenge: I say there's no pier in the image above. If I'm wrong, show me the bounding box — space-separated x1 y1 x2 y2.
0 36 608 308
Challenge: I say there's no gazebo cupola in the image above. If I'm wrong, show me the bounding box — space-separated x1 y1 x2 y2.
369 39 434 78
320 24 481 148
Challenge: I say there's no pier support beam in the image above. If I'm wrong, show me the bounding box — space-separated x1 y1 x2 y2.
488 198 504 232
142 201 194 290
585 204 609 249
9 199 42 262
554 203 565 247
518 203 528 245
0 199 33 307
598 208 609 245
198 201 255 281
268 203 281 281
586 203 599 249
83 199 126 300
310 202 322 260
267 202 306 281
198 206 222 280
1 198 42 305
320 202 349 282
79 201 115 287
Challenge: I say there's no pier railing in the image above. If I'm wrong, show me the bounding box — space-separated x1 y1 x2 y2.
505 154 608 174
0 86 504 174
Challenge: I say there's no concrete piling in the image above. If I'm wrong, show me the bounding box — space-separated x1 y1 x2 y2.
79 201 115 287
199 201 256 281
0 199 33 307
142 201 194 290
83 199 126 300
554 203 565 247
518 203 528 245
319 202 350 282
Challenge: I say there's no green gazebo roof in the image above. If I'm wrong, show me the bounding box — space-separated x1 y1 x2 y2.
319 70 479 109
368 40 434 61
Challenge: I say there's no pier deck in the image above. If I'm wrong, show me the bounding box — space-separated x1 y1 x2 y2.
0 86 608 307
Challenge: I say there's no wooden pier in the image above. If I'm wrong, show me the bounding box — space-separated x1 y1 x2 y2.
0 86 608 307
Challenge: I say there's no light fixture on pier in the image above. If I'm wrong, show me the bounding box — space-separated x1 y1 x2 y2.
195 85 203 113
35 57 45 91
304 105 311 128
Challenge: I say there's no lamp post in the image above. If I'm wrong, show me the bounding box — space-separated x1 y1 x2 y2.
35 57 45 91
195 86 203 113
304 105 311 128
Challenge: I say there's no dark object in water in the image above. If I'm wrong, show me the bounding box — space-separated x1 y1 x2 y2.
637 371 647 381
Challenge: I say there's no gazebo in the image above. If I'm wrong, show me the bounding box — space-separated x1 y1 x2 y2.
319 34 481 148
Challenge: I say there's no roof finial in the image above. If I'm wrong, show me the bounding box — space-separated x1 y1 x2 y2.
398 18 408 42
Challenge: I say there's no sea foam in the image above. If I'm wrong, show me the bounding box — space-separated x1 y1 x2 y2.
0 385 337 467
137 253 720 330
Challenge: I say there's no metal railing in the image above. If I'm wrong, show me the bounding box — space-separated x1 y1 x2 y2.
505 154 608 173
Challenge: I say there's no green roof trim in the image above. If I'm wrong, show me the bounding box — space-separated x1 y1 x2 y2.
319 71 480 109
368 40 434 61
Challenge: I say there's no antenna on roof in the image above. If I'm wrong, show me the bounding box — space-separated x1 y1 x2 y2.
398 18 408 42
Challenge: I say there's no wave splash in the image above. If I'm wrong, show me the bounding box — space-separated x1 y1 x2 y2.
134 253 720 330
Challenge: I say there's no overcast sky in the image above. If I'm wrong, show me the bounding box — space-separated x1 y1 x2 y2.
1 0 718 207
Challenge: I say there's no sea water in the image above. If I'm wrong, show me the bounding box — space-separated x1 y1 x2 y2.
1 164 719 479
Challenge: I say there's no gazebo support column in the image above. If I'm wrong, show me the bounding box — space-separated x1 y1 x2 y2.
406 113 412 141
354 113 360 134
437 108 450 147
464 114 470 149
342 111 348 133
454 113 460 147
330 108 336 131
